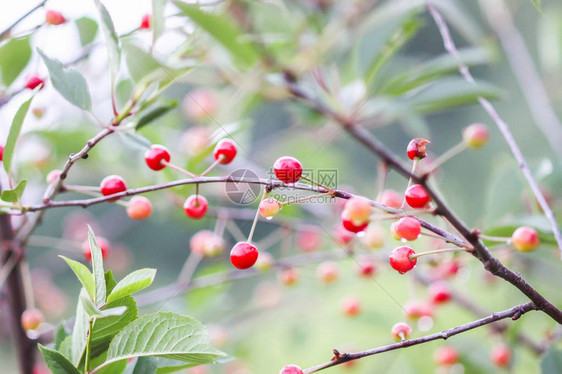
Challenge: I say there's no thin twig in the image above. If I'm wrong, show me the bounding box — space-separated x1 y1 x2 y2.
0 0 48 39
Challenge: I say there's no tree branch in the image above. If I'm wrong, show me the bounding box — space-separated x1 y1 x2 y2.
0 0 48 40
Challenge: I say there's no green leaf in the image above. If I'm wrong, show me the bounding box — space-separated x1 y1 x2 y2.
59 336 73 361
88 226 106 307
103 312 225 367
38 344 80 374
542 348 562 374
0 179 27 202
54 324 69 351
123 41 160 82
95 0 121 80
532 0 542 12
38 49 92 110
173 1 259 67
106 268 156 304
136 100 178 130
4 93 35 173
133 357 158 374
60 256 95 301
0 37 32 87
483 220 557 247
71 290 89 365
80 288 103 317
75 17 99 46
152 0 167 45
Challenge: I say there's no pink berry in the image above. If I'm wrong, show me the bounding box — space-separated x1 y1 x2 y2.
45 10 66 25
279 365 303 374
0 145 3 161
341 296 361 317
334 224 355 245
343 197 372 224
316 261 339 283
389 246 416 274
127 196 152 220
273 156 303 184
403 300 433 320
491 344 511 368
407 138 430 160
435 346 459 366
391 322 412 341
140 14 151 29
230 242 259 269
378 189 403 209
463 123 489 148
25 76 44 90
213 139 237 165
341 211 368 233
100 175 127 201
357 256 376 277
182 89 217 121
393 217 421 241
259 198 281 218
82 237 110 261
429 281 451 304
21 309 44 331
183 195 208 219
405 184 431 208
190 230 224 257
511 226 539 252
360 224 385 250
296 227 322 252
144 145 170 171
279 267 299 286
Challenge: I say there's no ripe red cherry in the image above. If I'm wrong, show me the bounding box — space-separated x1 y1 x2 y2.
279 267 299 286
389 246 417 274
435 346 459 366
341 296 361 317
183 195 208 219
100 175 127 201
491 344 511 368
273 156 303 183
127 196 152 220
393 217 421 241
341 211 368 233
407 138 430 160
144 145 170 171
405 184 431 208
140 14 151 29
378 189 402 209
21 308 44 331
82 237 110 261
391 322 412 341
25 76 44 90
404 300 433 320
0 145 4 161
279 365 303 374
511 226 540 252
230 242 259 269
45 10 66 25
429 281 451 304
213 139 237 164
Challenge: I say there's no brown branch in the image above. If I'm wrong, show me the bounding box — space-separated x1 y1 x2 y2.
303 302 537 373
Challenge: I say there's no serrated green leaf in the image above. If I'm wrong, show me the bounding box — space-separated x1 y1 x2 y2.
173 1 259 67
60 256 95 301
107 268 156 304
136 100 177 130
0 37 32 87
38 49 92 110
88 226 106 307
123 41 160 82
38 344 81 374
542 348 562 374
4 93 35 174
95 0 121 80
75 17 99 46
0 179 27 202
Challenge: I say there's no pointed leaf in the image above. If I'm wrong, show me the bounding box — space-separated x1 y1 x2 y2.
107 268 156 304
70 297 88 365
0 37 32 86
1 179 27 202
75 17 99 46
123 41 160 82
88 226 106 307
94 0 121 79
54 324 69 351
38 344 80 374
60 256 95 301
152 0 167 45
133 357 157 374
136 100 178 130
80 288 102 317
4 93 35 173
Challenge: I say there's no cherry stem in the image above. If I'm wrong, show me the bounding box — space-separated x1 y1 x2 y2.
409 247 469 260
426 141 468 174
199 157 223 177
279 192 333 206
400 159 418 209
399 332 406 343
247 189 266 244
376 161 388 198
161 160 197 178
300 175 335 195
479 234 511 243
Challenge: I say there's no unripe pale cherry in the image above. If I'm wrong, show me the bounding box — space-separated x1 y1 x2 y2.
391 322 412 341
213 139 237 164
393 216 421 241
360 224 385 250
46 169 61 184
316 261 339 283
82 237 110 261
407 138 430 160
296 227 322 252
428 281 451 304
343 197 372 224
144 145 170 171
463 123 489 148
405 184 431 208
341 210 368 233
357 256 376 277
21 308 44 331
390 222 401 241
255 251 274 271
511 226 539 252
273 156 303 184
404 300 433 320
434 346 459 366
127 196 152 220
341 296 361 317
279 267 299 286
378 189 402 209
190 230 224 257
259 198 281 218
25 75 44 90
100 175 127 201
182 89 217 121
334 224 354 245
45 10 66 25
279 365 303 374
140 14 151 29
491 344 511 368
389 246 417 274
230 242 258 269
183 195 208 219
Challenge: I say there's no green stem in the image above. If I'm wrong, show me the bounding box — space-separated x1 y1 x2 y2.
85 318 94 373
410 247 468 260
426 141 468 173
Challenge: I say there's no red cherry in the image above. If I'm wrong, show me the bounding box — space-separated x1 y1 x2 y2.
393 217 421 241
511 226 540 252
127 196 152 220
82 237 110 261
0 145 4 161
140 14 151 29
213 139 237 165
491 344 511 368
279 267 299 286
434 346 459 366
391 322 412 341
341 211 368 233
183 195 208 219
21 308 44 331
405 184 431 208
316 261 339 283
230 242 259 269
378 189 403 209
25 76 44 90
341 296 361 317
279 365 303 374
429 281 451 304
144 145 170 171
407 138 430 160
403 300 433 320
45 10 66 25
389 246 417 274
273 156 303 183
100 175 127 201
